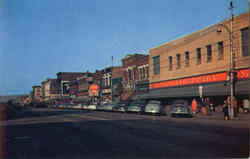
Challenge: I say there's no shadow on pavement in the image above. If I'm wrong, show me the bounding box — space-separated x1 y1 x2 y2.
4 115 249 159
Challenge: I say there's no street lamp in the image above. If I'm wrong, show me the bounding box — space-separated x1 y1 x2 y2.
217 1 234 119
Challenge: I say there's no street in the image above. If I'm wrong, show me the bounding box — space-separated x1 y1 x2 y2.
3 108 250 159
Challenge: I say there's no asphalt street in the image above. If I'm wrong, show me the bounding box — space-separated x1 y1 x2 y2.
2 108 250 159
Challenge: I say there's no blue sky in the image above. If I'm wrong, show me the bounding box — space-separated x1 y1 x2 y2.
0 0 248 95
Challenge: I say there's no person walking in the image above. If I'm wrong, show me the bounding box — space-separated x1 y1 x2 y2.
223 100 229 120
192 98 197 115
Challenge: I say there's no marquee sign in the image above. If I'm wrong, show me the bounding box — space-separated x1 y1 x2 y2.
151 68 249 89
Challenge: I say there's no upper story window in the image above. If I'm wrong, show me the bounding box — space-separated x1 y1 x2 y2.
185 51 190 67
241 27 249 57
128 69 132 81
145 65 149 78
176 54 181 69
218 41 224 60
153 56 160 75
206 45 212 62
168 56 173 70
123 71 127 81
197 48 201 65
133 68 136 80
142 67 145 79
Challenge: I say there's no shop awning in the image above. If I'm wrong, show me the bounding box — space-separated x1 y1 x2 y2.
135 79 249 100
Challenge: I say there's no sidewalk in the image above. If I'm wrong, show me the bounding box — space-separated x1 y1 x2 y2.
193 111 250 121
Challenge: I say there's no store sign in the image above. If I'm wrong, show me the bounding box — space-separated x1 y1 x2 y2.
89 84 99 93
151 68 249 89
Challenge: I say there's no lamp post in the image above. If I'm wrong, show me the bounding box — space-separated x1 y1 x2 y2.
217 1 234 119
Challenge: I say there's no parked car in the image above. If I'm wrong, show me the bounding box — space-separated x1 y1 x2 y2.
127 100 147 114
103 102 116 111
112 101 128 113
144 100 167 115
170 104 193 118
96 104 106 111
86 103 97 110
72 103 83 109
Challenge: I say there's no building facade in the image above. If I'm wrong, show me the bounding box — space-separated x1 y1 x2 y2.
56 72 86 97
121 54 149 100
32 85 42 103
146 12 249 106
41 78 60 102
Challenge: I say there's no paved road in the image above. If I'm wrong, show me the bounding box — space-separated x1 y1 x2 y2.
3 108 250 159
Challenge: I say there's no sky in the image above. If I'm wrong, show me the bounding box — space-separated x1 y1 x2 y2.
0 0 248 95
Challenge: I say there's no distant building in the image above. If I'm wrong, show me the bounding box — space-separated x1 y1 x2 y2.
56 72 86 97
121 54 149 101
32 85 42 103
100 66 123 102
41 78 60 101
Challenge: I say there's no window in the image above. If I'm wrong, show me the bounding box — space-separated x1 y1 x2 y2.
169 56 173 70
153 56 160 75
145 66 149 78
241 27 249 57
123 71 127 81
142 67 145 79
128 69 132 81
176 54 181 69
206 45 212 62
185 52 190 67
197 48 201 64
133 68 136 80
218 41 224 60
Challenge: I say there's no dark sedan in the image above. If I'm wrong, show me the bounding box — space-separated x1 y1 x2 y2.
170 104 193 118
112 101 128 113
127 100 147 114
144 100 167 115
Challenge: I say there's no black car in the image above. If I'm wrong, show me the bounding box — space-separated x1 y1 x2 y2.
170 104 193 118
112 101 128 113
144 100 167 115
127 100 147 114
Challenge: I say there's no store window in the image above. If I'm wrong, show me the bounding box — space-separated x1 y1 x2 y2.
206 45 212 62
153 56 160 75
241 27 249 57
218 41 224 60
197 48 201 65
185 51 190 67
169 56 172 70
176 54 181 69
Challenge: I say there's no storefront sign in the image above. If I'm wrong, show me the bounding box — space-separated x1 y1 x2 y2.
151 68 249 89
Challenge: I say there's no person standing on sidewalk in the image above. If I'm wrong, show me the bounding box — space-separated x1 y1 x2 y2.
223 100 229 120
233 98 238 117
192 98 197 115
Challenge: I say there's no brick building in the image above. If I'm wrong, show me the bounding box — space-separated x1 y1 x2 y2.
144 12 249 106
56 72 85 96
100 67 114 102
41 78 60 102
32 85 42 102
121 54 149 101
111 66 123 102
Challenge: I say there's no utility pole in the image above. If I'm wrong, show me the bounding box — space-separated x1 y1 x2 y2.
111 56 113 102
229 0 235 119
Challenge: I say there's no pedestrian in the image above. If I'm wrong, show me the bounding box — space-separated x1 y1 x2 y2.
233 98 238 117
223 100 229 120
191 98 197 115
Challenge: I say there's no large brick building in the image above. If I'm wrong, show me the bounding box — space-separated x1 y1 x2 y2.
32 85 42 102
41 78 60 101
121 54 149 100
56 72 86 96
144 12 249 106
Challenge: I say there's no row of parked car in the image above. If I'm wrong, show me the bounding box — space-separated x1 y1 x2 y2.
54 100 193 118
